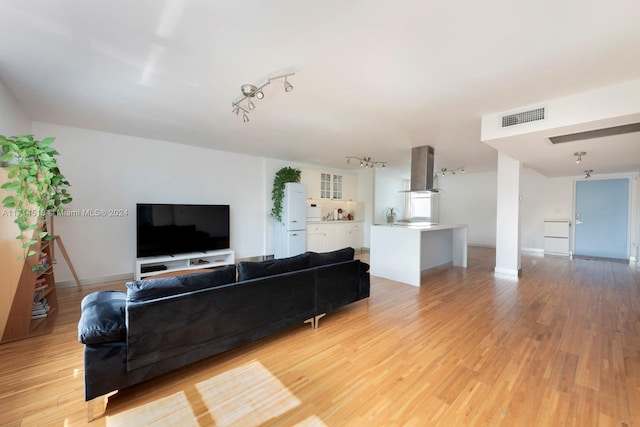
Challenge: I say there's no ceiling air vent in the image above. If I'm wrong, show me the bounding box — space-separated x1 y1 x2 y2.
501 107 546 128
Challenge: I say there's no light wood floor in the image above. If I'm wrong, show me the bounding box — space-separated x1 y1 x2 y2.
1 247 640 426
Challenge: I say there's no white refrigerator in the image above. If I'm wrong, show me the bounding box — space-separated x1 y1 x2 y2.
274 182 307 258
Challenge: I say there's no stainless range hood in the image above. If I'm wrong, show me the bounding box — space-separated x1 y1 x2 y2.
408 145 438 193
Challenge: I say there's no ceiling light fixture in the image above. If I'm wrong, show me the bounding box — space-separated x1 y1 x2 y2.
232 72 295 122
435 167 465 177
345 156 387 169
584 169 593 178
574 151 586 163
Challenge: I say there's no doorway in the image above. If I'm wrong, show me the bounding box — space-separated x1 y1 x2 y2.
574 178 629 260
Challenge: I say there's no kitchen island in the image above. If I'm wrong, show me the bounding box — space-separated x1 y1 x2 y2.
370 223 468 286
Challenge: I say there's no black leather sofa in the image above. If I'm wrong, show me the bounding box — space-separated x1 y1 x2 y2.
78 248 370 401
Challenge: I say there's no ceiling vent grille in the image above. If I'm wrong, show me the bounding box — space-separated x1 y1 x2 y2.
501 107 545 127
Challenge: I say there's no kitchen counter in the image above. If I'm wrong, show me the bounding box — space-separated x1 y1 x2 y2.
306 220 363 224
370 223 468 286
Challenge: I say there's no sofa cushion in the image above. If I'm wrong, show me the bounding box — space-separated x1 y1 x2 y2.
126 264 237 302
78 290 126 345
308 247 355 267
237 252 311 281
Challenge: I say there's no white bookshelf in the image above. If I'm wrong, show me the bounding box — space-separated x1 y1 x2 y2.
135 249 235 280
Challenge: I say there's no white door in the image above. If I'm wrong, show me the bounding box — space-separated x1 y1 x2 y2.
574 178 629 259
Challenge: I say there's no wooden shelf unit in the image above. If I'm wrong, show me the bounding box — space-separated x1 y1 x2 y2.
0 234 59 344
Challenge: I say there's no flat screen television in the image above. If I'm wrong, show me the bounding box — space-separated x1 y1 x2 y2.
136 203 230 258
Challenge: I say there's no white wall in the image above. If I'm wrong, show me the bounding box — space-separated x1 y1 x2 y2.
373 169 405 224
520 169 573 251
33 122 269 285
357 168 374 247
438 171 498 246
0 78 30 135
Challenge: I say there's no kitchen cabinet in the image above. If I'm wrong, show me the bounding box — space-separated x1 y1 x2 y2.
307 223 330 252
342 174 357 201
300 167 357 201
347 222 364 248
306 221 364 252
300 169 321 200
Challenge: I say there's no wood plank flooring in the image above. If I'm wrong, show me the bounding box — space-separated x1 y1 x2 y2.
1 247 640 426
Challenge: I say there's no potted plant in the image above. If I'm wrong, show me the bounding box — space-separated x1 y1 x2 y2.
385 207 397 223
270 166 301 222
0 135 72 268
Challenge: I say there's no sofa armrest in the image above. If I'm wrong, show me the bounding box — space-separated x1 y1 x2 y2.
78 291 127 345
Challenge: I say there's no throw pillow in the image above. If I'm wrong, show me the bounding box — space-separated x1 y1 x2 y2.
78 290 127 345
308 247 355 267
126 264 236 302
237 252 311 281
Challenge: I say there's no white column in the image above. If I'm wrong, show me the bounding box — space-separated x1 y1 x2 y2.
495 151 521 275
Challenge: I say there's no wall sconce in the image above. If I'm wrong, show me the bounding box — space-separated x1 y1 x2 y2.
435 167 465 177
232 72 295 122
574 151 586 163
345 156 387 168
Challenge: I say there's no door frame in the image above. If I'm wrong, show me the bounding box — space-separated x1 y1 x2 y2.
571 173 638 261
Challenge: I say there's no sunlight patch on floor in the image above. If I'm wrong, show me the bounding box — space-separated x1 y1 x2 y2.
106 391 198 427
196 359 300 426
293 415 329 426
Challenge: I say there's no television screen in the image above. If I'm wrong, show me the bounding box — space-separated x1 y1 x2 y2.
136 204 230 258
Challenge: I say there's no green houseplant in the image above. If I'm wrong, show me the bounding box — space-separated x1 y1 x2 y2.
271 166 301 222
0 135 72 266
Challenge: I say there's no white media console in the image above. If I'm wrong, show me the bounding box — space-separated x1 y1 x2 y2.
135 249 235 280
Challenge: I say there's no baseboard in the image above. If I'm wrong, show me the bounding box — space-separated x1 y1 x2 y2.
469 243 496 248
57 273 133 288
521 247 544 254
494 267 522 276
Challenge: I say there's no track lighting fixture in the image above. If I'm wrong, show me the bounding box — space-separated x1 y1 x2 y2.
232 72 295 122
574 151 586 163
345 156 387 169
584 169 593 178
435 167 465 177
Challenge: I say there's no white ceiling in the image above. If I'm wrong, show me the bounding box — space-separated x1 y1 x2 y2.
1 0 639 177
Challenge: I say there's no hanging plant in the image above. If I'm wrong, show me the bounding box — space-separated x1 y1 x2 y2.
1 135 72 266
271 166 301 222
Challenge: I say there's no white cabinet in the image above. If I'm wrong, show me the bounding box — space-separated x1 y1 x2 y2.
342 174 357 201
544 220 570 256
307 223 330 252
347 222 364 248
306 222 364 252
300 169 321 200
300 167 357 201
135 249 235 280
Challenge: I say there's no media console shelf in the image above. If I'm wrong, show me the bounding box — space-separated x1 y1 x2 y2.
135 249 235 280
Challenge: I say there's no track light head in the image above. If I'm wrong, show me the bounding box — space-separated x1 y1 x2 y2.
574 151 586 164
284 77 293 92
438 166 465 177
345 156 387 168
241 84 258 97
233 73 294 122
